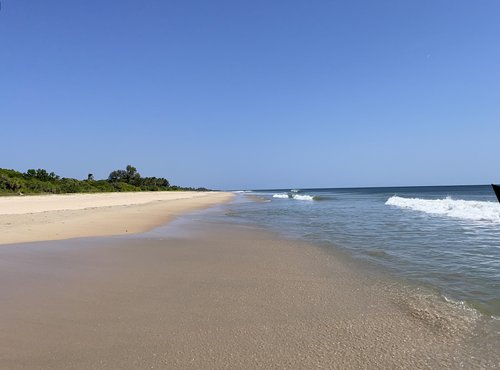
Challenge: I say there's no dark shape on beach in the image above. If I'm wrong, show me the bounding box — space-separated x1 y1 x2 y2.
492 184 500 203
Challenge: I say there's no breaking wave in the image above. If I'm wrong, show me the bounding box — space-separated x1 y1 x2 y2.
292 194 315 201
386 196 500 223
273 193 316 201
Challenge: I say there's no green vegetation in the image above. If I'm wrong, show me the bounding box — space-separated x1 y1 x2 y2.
0 165 208 195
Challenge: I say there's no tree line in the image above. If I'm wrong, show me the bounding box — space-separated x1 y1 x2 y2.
0 165 208 195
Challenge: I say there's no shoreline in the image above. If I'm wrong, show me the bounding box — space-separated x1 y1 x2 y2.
0 191 234 245
0 193 497 367
0 217 496 368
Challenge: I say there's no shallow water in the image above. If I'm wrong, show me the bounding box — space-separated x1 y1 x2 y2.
145 194 499 362
228 186 500 318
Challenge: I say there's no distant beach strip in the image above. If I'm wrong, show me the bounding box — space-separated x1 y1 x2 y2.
0 191 233 245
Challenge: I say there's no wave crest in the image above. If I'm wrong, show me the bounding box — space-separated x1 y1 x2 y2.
292 194 315 201
386 196 500 223
272 193 316 201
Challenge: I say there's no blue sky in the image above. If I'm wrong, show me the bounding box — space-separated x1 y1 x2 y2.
1 1 499 189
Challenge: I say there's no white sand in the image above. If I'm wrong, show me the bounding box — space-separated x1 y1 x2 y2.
0 191 226 215
0 191 233 245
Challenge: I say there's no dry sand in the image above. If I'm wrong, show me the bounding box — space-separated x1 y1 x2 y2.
0 191 233 245
0 218 496 369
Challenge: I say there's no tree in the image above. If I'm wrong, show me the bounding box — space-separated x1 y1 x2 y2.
25 169 37 178
24 169 59 181
108 169 127 182
35 169 49 181
124 165 141 185
1 166 181 195
125 165 137 178
108 165 141 185
0 175 22 192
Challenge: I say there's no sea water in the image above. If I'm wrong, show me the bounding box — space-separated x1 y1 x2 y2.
229 186 500 318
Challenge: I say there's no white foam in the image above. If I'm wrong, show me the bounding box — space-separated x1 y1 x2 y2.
291 189 300 193
272 193 316 201
292 194 315 201
386 196 500 223
233 190 252 193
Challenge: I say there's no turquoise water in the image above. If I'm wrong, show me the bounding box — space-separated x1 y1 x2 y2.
227 185 500 317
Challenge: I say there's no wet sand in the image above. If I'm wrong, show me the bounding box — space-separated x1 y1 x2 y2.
0 191 233 245
0 219 495 369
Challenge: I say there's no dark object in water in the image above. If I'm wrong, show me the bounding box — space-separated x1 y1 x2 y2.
492 184 500 203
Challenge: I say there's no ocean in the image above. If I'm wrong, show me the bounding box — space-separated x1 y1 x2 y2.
225 185 500 319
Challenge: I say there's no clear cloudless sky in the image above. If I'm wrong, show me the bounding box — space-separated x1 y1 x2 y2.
1 0 499 189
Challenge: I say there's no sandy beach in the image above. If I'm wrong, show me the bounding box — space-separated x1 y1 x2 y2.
0 218 495 369
0 193 497 368
0 191 233 245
